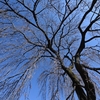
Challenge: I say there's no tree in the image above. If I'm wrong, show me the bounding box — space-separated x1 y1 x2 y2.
0 0 100 100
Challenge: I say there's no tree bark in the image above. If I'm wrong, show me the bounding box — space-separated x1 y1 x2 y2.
62 66 87 100
75 63 96 100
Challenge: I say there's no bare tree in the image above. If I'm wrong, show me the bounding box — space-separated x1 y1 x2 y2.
0 0 100 100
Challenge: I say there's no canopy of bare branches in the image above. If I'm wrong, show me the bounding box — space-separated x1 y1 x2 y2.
0 0 100 100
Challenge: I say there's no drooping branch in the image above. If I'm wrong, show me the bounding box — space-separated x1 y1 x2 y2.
66 86 76 100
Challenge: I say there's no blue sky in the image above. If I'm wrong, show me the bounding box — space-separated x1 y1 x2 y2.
20 69 41 100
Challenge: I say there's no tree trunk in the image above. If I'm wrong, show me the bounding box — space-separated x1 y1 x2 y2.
75 63 96 100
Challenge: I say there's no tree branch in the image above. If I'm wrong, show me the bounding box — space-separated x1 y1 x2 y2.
85 36 100 43
78 0 97 33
